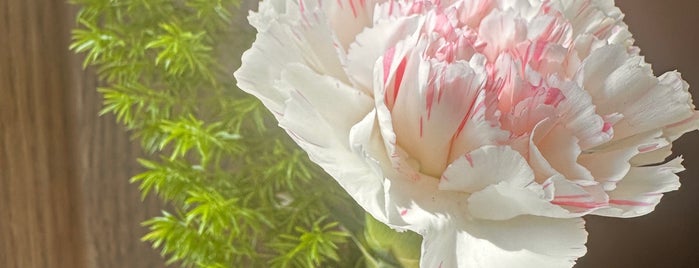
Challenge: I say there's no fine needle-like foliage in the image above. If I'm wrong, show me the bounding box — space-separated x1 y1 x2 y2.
70 0 419 267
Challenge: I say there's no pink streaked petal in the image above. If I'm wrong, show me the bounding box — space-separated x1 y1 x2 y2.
448 87 511 162
594 157 684 218
346 15 422 94
526 13 572 46
391 54 488 177
593 157 684 218
552 77 612 149
607 199 654 206
477 9 528 61
373 41 424 179
579 130 669 190
662 111 699 142
550 178 609 213
467 179 584 220
323 0 381 50
450 0 496 28
630 144 672 167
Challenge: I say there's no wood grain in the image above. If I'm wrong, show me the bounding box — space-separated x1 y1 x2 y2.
65 7 169 268
0 0 85 267
1 0 165 267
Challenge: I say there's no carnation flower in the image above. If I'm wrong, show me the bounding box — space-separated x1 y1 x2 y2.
235 0 699 267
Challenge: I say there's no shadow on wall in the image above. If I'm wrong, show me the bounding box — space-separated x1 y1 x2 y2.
579 0 699 267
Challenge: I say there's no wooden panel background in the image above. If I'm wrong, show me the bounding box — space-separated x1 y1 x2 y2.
0 0 697 267
0 0 165 267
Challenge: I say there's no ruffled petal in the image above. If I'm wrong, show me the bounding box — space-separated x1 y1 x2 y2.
323 0 381 50
235 2 350 115
553 78 612 150
237 1 698 266
535 122 594 181
440 145 534 193
275 64 390 222
467 179 575 220
448 86 511 162
391 59 488 177
663 111 699 142
575 45 697 142
579 129 668 190
549 177 608 213
346 16 422 93
613 71 694 138
550 0 632 48
466 172 609 220
478 9 528 61
592 157 684 218
420 216 587 268
373 35 425 179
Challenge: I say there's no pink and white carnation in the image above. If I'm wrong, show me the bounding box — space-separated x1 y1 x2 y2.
235 0 699 267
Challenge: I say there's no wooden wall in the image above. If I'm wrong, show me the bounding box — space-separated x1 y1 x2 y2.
0 0 697 267
0 0 165 267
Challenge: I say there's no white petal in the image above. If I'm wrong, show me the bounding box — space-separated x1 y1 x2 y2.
574 45 626 101
612 71 695 139
276 65 389 223
374 150 588 264
235 4 350 115
247 0 291 30
526 119 561 182
549 177 609 213
420 216 587 268
535 122 594 181
478 9 528 61
576 46 697 141
323 0 381 50
579 129 668 190
449 0 497 28
587 53 656 117
235 22 302 114
440 145 534 193
467 179 576 220
662 111 699 142
551 0 631 47
350 109 457 229
592 157 684 218
629 144 672 167
345 14 422 93
468 170 610 220
279 63 372 143
553 78 612 150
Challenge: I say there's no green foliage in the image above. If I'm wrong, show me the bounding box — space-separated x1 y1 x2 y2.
70 0 420 267
363 215 422 268
270 218 349 268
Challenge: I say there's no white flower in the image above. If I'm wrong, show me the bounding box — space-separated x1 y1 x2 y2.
235 0 699 267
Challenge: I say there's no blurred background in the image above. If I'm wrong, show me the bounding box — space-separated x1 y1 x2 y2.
0 0 697 267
